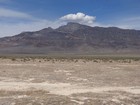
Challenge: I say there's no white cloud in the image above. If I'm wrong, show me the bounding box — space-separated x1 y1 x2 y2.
0 8 32 19
60 12 96 26
0 8 140 38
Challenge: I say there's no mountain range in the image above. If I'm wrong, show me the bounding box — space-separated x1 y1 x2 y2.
0 22 140 55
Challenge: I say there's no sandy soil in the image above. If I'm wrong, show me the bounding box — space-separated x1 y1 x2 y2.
0 58 140 105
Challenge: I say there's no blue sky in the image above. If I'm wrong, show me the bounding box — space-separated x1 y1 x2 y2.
0 0 140 37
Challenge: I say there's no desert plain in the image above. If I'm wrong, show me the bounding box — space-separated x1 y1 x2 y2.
0 56 140 105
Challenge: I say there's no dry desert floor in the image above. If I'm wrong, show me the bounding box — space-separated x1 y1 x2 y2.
0 57 140 105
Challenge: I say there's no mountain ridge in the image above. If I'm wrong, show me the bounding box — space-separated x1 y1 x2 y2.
0 22 140 54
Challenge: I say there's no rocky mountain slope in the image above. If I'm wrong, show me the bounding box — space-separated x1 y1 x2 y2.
0 22 140 54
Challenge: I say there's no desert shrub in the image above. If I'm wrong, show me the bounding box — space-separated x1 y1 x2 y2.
11 58 16 61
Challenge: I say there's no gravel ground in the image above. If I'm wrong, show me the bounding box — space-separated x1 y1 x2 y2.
0 58 140 105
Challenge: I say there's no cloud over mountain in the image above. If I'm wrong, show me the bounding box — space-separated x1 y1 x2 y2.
0 7 140 38
60 12 96 26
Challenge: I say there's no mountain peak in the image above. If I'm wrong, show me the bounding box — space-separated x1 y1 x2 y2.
0 23 140 54
67 22 81 26
56 22 89 33
38 27 54 34
40 27 53 31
